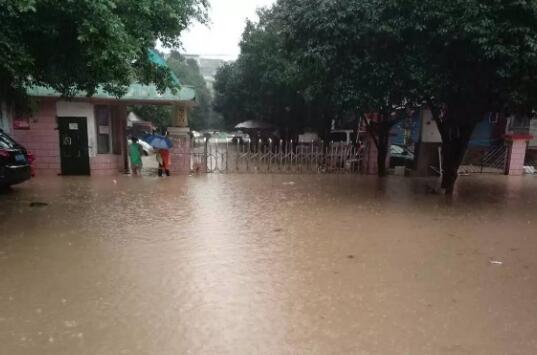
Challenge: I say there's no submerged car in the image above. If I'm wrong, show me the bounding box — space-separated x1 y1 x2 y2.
390 144 415 167
0 129 32 188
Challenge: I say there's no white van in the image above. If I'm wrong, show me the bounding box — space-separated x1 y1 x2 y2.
328 130 357 145
298 132 320 143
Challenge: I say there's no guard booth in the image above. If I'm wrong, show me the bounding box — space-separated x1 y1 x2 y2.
6 84 196 177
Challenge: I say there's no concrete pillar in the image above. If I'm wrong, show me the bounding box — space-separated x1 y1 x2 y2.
504 134 533 176
116 105 129 173
167 105 191 174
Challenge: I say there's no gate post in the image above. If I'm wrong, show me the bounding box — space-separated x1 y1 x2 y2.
203 134 210 173
504 134 533 176
167 105 191 174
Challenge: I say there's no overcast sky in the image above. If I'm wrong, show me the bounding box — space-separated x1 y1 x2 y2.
178 0 276 60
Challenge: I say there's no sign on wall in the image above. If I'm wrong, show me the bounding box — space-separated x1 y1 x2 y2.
13 117 30 130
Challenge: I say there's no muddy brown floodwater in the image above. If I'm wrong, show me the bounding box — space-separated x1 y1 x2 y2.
1 175 537 355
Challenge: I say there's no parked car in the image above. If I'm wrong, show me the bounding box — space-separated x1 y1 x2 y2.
298 131 320 144
229 131 251 144
390 144 415 167
0 129 32 188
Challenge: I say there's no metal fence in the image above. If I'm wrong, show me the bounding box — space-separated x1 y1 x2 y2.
192 138 364 174
525 148 537 169
459 143 507 174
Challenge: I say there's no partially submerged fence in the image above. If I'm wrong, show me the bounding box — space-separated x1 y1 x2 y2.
458 143 507 174
191 138 363 174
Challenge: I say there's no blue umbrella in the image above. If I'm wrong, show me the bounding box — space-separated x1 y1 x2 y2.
142 134 174 149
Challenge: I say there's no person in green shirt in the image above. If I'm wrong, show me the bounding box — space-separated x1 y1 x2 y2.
129 137 143 176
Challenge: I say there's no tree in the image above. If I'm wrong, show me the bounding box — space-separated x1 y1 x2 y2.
132 51 219 131
0 0 207 106
213 8 330 138
278 0 537 190
398 0 537 193
167 52 215 130
213 62 245 128
276 0 421 177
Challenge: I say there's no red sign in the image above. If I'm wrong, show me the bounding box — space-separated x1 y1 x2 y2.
13 118 30 130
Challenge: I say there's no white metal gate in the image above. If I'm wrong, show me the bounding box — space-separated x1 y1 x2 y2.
192 138 363 174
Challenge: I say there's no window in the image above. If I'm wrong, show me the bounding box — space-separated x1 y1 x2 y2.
95 106 112 154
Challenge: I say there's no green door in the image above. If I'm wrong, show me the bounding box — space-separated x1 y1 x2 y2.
58 117 90 175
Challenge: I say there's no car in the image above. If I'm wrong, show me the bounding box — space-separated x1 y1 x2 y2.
229 131 251 144
328 129 357 145
0 129 32 188
128 138 154 156
138 139 154 156
390 144 415 168
298 132 320 144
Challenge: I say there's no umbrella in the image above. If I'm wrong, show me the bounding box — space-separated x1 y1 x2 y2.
142 134 173 149
234 120 274 130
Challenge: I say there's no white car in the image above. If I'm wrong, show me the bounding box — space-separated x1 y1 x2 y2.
139 140 154 156
128 138 154 156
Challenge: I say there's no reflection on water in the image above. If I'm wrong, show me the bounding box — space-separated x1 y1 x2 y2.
1 175 537 354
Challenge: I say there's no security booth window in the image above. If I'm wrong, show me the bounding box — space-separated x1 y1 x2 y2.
95 106 112 154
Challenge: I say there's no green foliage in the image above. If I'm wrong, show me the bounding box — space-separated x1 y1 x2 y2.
213 8 331 137
132 51 220 131
0 0 208 103
401 0 537 120
130 105 172 132
215 0 537 182
167 52 216 130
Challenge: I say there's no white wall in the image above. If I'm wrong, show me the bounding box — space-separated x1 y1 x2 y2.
56 101 97 157
421 109 442 143
0 102 12 134
529 119 537 148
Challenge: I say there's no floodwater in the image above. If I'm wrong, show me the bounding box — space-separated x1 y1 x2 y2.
1 174 537 355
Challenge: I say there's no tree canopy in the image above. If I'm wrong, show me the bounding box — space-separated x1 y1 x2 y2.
132 51 218 131
213 8 332 137
0 0 208 105
214 0 537 191
167 52 218 130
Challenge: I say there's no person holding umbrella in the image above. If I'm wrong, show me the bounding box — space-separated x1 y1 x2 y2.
142 132 173 177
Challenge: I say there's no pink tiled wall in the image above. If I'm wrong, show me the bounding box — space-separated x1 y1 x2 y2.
12 100 124 177
506 140 528 176
169 133 192 174
12 101 61 176
90 155 124 176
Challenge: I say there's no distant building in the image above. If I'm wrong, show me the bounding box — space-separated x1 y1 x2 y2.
183 54 230 93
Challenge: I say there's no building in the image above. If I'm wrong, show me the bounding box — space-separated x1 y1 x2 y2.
2 83 196 176
182 54 228 93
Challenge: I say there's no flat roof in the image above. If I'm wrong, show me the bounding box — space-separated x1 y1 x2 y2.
27 83 196 105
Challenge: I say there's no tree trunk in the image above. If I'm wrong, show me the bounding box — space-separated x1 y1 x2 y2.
439 123 476 194
377 130 389 177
